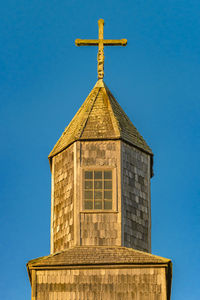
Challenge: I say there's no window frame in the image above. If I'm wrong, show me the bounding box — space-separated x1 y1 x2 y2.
81 167 117 212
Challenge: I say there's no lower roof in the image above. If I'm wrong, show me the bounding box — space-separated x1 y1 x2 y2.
27 246 170 268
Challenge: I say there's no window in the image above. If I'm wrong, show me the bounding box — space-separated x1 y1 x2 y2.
84 170 112 210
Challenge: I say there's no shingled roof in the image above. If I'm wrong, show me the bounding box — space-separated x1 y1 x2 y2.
48 80 153 160
27 246 170 268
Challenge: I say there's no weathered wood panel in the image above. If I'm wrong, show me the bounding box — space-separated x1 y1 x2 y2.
52 144 74 252
80 213 120 246
79 141 121 246
122 142 151 252
35 267 166 300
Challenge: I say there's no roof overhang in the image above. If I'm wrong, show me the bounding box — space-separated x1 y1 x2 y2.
48 138 154 177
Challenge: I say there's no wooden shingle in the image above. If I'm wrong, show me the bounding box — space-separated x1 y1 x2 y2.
48 80 153 161
27 246 170 267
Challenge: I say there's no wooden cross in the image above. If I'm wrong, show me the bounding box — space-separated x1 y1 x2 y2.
75 19 127 79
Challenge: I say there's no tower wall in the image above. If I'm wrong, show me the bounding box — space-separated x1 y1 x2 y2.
51 140 151 252
78 140 122 246
51 144 74 253
34 267 167 300
121 142 151 252
51 140 122 252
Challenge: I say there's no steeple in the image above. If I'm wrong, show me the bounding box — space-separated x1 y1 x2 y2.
49 92 152 251
47 20 154 254
27 20 172 300
48 91 153 253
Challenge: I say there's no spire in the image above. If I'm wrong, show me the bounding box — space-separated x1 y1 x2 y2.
75 19 127 79
48 80 153 160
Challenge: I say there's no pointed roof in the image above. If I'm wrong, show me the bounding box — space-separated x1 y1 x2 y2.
49 80 153 159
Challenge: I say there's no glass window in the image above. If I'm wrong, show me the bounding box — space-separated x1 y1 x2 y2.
84 170 113 210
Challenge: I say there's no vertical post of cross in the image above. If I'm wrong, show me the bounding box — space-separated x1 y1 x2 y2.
97 19 105 79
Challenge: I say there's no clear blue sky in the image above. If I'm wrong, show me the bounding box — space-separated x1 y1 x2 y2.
0 1 199 299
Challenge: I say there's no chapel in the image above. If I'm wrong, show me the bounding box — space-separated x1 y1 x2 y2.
27 19 172 300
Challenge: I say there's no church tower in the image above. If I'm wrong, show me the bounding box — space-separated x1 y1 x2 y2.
27 19 172 300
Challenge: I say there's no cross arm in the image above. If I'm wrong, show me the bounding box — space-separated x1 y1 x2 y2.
75 39 99 46
104 39 127 46
75 39 127 46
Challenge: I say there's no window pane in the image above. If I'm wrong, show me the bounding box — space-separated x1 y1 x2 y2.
94 191 102 199
85 200 93 209
85 190 93 199
84 169 113 211
104 200 112 209
94 181 102 189
104 190 112 199
104 180 112 189
94 200 102 209
85 171 93 179
94 171 102 179
104 171 112 179
85 181 93 189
